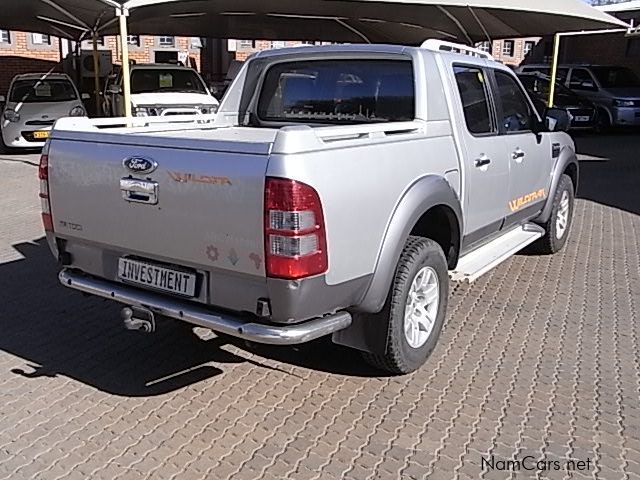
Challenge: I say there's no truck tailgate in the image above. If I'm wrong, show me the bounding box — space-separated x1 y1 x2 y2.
48 129 274 282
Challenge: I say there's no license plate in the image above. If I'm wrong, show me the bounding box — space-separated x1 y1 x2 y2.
118 258 196 297
33 130 50 139
574 116 590 122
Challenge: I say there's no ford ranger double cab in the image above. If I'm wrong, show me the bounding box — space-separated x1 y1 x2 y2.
42 40 577 374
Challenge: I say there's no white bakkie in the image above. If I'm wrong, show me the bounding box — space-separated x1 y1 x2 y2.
43 41 578 374
103 63 219 118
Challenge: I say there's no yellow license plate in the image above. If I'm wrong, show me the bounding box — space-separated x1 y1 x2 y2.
33 131 50 139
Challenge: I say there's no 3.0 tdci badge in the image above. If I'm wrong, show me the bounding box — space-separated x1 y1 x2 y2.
123 156 158 174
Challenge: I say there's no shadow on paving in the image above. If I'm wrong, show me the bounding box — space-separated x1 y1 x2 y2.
0 239 379 397
574 131 640 216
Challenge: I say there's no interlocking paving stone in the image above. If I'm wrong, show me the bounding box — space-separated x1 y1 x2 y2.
0 132 639 479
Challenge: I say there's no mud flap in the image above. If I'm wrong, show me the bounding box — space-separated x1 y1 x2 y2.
331 310 389 355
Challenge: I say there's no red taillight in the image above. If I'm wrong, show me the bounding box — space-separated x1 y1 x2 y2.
39 152 53 232
38 154 48 181
264 177 327 279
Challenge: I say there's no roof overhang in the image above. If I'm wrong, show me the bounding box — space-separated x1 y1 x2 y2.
0 0 631 43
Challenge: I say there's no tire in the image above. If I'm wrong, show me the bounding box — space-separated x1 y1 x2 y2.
362 236 449 375
0 130 9 155
594 108 611 133
533 174 575 255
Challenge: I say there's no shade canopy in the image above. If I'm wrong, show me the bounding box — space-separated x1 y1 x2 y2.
598 1 640 24
0 0 630 43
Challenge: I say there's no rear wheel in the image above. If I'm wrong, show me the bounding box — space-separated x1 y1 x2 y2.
362 236 448 375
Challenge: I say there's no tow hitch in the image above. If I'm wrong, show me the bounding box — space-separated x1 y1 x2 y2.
122 306 156 333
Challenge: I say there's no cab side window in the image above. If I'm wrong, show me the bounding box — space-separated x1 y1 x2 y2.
494 71 534 133
453 66 494 135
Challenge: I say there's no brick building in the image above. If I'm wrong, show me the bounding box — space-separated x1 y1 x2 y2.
230 37 541 67
0 30 202 95
477 37 541 66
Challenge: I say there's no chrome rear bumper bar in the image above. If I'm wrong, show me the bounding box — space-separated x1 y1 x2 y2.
59 269 352 345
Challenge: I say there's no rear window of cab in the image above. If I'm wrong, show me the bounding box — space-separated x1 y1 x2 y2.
257 59 415 124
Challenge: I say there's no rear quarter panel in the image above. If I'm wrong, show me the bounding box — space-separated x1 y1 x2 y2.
267 127 459 286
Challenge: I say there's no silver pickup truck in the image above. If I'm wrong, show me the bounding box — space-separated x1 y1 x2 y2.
42 40 577 374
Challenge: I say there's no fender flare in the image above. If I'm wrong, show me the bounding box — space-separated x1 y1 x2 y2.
537 147 579 224
357 175 463 314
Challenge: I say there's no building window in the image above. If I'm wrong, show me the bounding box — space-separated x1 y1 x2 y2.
477 41 491 53
158 36 175 47
0 30 10 44
239 39 255 49
127 35 140 46
523 41 536 56
32 33 52 45
502 40 514 57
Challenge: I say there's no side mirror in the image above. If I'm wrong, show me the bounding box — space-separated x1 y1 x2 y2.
81 93 91 100
107 85 122 95
544 107 571 132
0 95 5 104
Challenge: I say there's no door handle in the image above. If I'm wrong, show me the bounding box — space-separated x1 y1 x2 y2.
475 155 491 168
512 148 526 162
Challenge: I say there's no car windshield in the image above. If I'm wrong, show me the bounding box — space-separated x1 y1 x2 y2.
519 75 581 104
590 67 640 88
9 79 77 103
130 69 206 94
257 59 415 124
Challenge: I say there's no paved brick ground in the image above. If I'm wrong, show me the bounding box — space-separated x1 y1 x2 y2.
0 133 639 480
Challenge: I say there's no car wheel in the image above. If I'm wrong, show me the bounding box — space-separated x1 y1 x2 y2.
533 174 575 255
362 236 449 375
0 130 9 155
595 108 611 133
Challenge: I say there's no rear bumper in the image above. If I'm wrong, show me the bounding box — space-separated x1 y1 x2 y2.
59 269 352 345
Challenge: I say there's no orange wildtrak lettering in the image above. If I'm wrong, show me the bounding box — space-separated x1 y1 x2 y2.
509 189 546 212
168 172 232 186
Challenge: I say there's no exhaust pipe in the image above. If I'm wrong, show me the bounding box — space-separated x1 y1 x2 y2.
122 306 155 333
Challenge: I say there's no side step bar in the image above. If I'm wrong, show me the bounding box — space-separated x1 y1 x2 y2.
450 224 545 283
58 269 352 345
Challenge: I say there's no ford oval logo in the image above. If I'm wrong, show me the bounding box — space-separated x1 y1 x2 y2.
123 157 157 174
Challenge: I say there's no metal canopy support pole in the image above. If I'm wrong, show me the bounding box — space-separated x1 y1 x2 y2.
92 31 102 116
117 7 132 118
548 33 561 108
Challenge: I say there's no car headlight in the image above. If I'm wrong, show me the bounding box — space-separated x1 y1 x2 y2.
201 105 218 115
3 109 20 122
69 106 86 117
613 99 635 108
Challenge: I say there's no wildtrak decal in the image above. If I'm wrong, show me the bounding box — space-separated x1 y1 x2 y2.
509 189 546 212
168 172 232 185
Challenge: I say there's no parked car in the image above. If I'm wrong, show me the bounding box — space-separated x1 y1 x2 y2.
103 63 219 117
0 73 87 151
517 72 597 131
518 64 640 129
43 40 577 374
